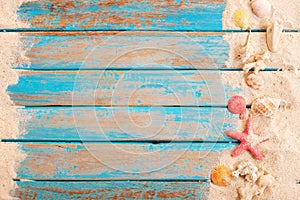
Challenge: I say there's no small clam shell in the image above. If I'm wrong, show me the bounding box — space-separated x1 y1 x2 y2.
245 72 264 90
251 96 281 117
211 165 232 186
251 0 272 18
267 21 283 52
233 10 249 29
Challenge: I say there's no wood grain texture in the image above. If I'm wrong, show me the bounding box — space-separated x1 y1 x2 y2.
7 70 240 106
14 181 209 199
15 107 236 141
18 143 235 180
18 0 225 31
19 31 229 70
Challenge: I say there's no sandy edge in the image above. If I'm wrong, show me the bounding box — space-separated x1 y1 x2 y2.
0 0 31 199
209 0 300 199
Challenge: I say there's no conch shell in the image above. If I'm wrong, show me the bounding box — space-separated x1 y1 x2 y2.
250 0 272 18
251 96 282 117
267 21 283 52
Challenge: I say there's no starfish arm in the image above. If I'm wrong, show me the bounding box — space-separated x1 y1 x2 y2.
249 146 264 161
227 132 247 142
231 144 246 157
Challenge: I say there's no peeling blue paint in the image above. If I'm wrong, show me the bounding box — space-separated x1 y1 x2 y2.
18 1 225 30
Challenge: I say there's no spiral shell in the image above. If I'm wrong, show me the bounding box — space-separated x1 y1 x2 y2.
211 165 232 186
251 0 272 18
245 72 264 90
233 10 249 29
251 96 281 117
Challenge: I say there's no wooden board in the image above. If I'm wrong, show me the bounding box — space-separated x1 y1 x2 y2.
14 107 236 142
17 143 235 180
18 0 225 31
13 181 209 199
17 32 299 70
19 32 229 70
8 70 240 106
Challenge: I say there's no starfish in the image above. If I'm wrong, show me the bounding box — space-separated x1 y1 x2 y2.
227 117 269 160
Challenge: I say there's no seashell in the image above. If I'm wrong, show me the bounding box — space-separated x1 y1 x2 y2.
251 96 281 117
267 21 283 52
233 10 249 29
211 165 232 186
256 174 276 196
243 60 266 74
235 43 254 63
235 30 254 63
245 72 264 90
232 161 259 183
228 96 247 119
257 174 275 187
250 0 272 18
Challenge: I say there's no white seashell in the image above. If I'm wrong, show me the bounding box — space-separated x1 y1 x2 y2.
251 96 282 117
267 21 283 52
232 161 259 182
243 55 267 74
254 51 270 61
250 0 272 18
236 44 254 63
235 30 254 63
245 72 264 90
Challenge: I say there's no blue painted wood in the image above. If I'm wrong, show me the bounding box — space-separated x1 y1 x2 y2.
18 32 229 70
17 143 235 180
7 70 241 106
14 107 236 141
18 0 225 31
14 181 209 199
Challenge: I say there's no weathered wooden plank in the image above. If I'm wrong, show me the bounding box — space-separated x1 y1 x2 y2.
18 0 225 31
7 70 240 106
15 107 236 141
14 181 209 199
18 143 235 180
19 32 229 70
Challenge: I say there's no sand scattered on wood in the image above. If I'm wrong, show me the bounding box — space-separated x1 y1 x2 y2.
0 0 30 199
210 0 300 199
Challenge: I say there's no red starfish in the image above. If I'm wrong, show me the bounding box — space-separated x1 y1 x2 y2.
227 117 269 160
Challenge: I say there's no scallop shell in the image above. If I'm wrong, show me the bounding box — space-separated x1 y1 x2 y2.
228 96 247 119
211 165 232 186
233 10 249 29
267 21 283 52
250 0 272 18
251 96 281 117
245 72 264 90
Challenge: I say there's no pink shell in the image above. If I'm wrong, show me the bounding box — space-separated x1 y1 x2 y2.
228 96 247 119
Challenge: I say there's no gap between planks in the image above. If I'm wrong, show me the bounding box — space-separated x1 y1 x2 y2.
1 29 298 32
